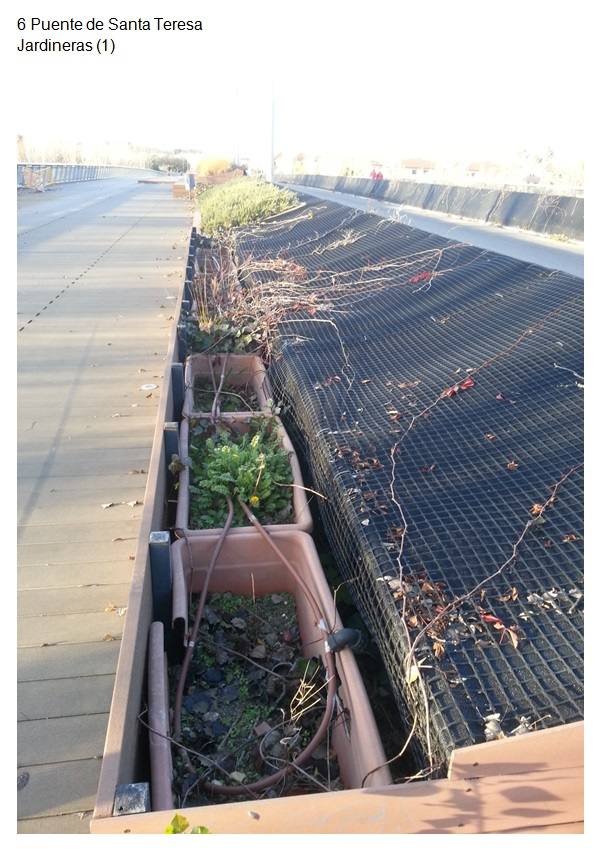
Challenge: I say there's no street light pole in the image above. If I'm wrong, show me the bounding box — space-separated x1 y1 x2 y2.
235 86 240 166
268 84 275 182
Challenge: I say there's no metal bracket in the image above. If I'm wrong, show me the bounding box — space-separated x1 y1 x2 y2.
176 322 188 364
170 362 184 423
112 782 151 816
149 531 171 633
163 421 179 465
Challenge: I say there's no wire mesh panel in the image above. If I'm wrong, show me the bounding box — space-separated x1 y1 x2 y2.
233 194 583 770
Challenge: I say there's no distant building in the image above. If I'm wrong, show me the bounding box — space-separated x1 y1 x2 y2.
400 158 436 178
466 161 503 181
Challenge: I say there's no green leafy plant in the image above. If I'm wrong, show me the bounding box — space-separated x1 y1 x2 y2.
186 316 263 355
198 178 298 236
164 813 209 834
188 418 293 529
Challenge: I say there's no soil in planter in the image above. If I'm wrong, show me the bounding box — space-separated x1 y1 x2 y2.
171 591 341 806
193 377 259 413
187 418 293 529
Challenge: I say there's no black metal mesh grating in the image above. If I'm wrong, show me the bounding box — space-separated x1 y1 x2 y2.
233 194 583 770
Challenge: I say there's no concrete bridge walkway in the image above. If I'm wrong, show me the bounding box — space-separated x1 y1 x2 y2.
17 179 189 832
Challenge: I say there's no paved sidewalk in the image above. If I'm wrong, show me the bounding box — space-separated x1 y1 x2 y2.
17 181 190 832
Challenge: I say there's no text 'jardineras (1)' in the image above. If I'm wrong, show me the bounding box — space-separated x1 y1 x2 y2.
17 17 204 55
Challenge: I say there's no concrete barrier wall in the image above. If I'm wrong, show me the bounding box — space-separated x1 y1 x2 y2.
281 175 584 240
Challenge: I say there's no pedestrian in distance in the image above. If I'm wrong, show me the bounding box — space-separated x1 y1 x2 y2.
184 171 196 200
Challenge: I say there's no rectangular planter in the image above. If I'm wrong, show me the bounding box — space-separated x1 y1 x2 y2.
175 414 313 535
148 530 391 822
183 353 272 417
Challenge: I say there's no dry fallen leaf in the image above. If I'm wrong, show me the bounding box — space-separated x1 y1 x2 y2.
484 433 497 441
432 640 445 659
101 502 115 510
407 663 420 684
498 587 519 603
250 643 266 660
506 460 519 471
254 721 271 737
529 503 543 516
507 628 519 649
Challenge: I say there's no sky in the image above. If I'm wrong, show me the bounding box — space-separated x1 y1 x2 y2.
13 0 587 171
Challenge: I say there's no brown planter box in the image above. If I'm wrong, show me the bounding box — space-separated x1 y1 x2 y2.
175 414 313 535
183 353 272 417
150 531 391 821
93 718 584 833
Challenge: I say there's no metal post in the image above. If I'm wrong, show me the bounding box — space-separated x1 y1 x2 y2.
269 83 275 182
171 362 185 423
164 422 179 482
176 322 188 364
163 420 180 531
149 531 171 633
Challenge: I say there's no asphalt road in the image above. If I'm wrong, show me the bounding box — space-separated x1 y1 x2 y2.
17 179 190 833
280 182 584 279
